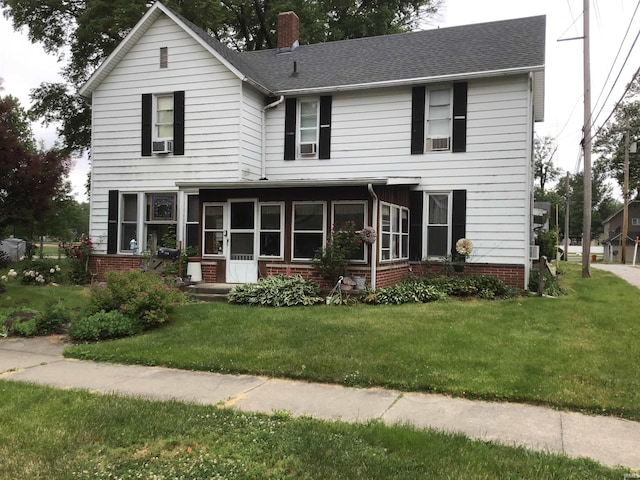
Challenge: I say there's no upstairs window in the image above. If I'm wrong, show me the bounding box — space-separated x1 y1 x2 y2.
156 95 174 139
160 47 168 68
426 89 451 151
298 100 319 158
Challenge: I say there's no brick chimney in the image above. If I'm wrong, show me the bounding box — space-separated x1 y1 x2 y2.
277 11 299 52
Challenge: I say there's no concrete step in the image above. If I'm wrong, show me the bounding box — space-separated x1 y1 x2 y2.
184 283 234 302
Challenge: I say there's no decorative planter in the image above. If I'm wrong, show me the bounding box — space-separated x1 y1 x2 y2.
186 262 202 282
353 276 366 289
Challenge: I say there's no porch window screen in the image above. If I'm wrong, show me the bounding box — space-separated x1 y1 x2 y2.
333 202 366 261
293 203 325 260
203 205 224 255
259 204 282 258
120 194 138 252
185 194 199 250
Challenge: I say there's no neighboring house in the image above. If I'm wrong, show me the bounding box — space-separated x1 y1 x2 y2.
79 2 545 289
602 200 640 263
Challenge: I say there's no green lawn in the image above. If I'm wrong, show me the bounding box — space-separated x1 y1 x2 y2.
0 280 89 313
65 263 640 421
0 381 625 479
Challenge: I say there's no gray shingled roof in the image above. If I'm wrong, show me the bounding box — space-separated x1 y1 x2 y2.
181 14 545 94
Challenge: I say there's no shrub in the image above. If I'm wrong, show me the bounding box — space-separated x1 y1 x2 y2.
14 259 63 285
528 269 566 297
36 301 74 335
12 318 38 336
88 270 186 328
65 237 93 285
424 275 510 298
0 250 11 269
228 275 323 306
535 229 558 261
365 280 447 305
312 222 363 281
68 310 139 341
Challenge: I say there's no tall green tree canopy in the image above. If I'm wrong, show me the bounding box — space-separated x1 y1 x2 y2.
594 76 640 200
534 134 561 197
0 95 70 236
1 0 442 156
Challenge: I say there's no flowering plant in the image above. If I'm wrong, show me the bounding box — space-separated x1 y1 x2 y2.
65 236 94 285
455 238 473 259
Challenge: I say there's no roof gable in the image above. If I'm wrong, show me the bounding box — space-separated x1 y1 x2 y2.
81 3 545 104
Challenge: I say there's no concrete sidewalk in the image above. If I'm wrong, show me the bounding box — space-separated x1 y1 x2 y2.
2 336 640 471
592 263 640 289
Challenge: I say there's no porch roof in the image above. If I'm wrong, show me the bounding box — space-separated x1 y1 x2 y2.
175 177 421 189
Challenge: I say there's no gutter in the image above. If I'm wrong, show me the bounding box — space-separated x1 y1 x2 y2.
368 183 378 290
261 96 284 180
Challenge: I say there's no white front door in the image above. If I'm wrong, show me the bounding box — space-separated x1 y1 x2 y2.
226 200 258 283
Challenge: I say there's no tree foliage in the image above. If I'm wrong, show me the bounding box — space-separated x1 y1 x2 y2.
1 0 442 155
594 76 640 200
547 161 620 241
0 95 70 236
534 135 561 196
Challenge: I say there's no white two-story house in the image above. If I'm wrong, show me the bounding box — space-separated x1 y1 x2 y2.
80 2 545 289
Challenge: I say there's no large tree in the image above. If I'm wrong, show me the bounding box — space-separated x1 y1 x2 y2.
0 95 70 236
1 0 442 156
594 76 640 200
534 135 561 197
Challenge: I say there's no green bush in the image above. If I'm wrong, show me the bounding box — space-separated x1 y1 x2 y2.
68 310 139 341
12 318 38 336
365 280 447 305
36 301 74 335
88 270 186 328
14 259 64 285
528 269 566 297
424 275 510 298
228 275 323 306
535 229 558 261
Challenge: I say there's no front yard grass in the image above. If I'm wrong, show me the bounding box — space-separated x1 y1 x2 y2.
0 380 625 479
65 263 640 421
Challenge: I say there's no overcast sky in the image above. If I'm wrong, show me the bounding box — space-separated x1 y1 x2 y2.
1 0 638 201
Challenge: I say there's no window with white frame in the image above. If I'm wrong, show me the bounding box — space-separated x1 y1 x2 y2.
145 193 177 250
632 217 640 226
380 202 409 261
259 203 283 258
120 193 138 251
292 202 325 260
333 201 366 262
426 88 452 151
298 99 319 158
156 94 174 139
185 194 199 250
203 204 224 255
425 193 451 257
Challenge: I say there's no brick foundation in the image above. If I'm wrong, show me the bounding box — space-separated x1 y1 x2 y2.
90 255 525 289
88 255 144 283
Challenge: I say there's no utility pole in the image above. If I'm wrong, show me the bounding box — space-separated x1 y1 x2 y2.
564 171 570 260
622 109 630 263
581 0 592 278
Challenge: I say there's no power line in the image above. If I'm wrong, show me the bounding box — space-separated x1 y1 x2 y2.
591 66 640 142
590 0 640 127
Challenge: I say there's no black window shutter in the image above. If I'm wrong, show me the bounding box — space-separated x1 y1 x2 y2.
409 191 423 261
284 98 297 160
141 94 152 156
411 86 426 154
451 189 467 257
107 190 119 254
173 90 185 155
452 82 468 153
319 95 332 159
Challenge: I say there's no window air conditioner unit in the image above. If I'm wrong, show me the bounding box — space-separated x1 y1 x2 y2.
530 245 540 260
300 143 317 156
152 140 173 154
427 137 450 151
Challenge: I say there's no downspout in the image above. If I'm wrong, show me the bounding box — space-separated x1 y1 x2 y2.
261 96 285 180
368 183 378 290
